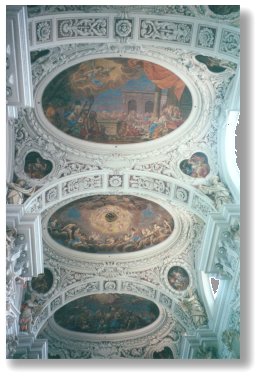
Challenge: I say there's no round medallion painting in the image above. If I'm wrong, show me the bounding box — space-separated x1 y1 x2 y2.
48 195 174 254
168 266 189 291
54 293 160 334
31 268 53 294
180 152 210 178
24 151 53 179
42 58 192 144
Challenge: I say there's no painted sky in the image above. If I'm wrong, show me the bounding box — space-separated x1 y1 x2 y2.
92 74 156 112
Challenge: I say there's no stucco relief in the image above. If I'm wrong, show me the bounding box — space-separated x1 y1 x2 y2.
6 5 240 359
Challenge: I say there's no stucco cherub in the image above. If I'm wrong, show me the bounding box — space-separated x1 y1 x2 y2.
6 180 36 204
179 287 207 327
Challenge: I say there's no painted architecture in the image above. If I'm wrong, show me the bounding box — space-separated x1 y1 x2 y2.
6 5 240 359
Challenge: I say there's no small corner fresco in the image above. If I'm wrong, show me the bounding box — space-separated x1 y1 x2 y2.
48 195 174 254
208 5 240 15
195 55 237 73
24 152 53 179
42 58 192 144
54 293 160 334
31 268 53 294
153 347 174 359
180 152 210 178
168 266 189 291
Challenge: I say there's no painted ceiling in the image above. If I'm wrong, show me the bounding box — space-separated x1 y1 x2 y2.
6 5 240 360
54 293 160 334
48 195 174 254
42 58 192 144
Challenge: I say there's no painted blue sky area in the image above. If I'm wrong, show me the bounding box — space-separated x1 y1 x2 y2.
92 74 156 112
123 75 155 92
67 207 81 219
142 207 154 218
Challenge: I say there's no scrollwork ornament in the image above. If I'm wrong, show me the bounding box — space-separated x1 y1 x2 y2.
220 30 240 57
27 5 196 18
57 18 108 38
175 187 189 202
62 175 103 196
140 19 193 44
121 281 156 299
36 20 52 43
26 195 43 213
45 187 58 203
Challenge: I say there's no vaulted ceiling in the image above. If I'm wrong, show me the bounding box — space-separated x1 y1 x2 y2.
6 5 240 359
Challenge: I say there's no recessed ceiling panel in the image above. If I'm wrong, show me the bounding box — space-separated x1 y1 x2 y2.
54 293 160 334
48 195 174 254
42 58 192 144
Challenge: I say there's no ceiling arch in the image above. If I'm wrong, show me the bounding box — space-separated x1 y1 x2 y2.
27 7 240 64
32 276 199 337
24 169 217 222
6 5 240 360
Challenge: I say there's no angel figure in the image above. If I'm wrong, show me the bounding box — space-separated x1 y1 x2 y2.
196 176 232 209
180 288 207 327
6 180 36 204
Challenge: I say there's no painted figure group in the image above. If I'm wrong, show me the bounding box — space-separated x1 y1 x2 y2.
48 218 173 253
45 101 184 144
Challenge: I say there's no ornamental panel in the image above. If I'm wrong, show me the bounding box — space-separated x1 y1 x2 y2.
139 19 193 45
196 25 217 49
57 17 108 39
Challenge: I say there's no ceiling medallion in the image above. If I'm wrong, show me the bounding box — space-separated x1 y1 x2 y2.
42 57 192 145
105 211 118 222
47 195 174 254
168 266 189 291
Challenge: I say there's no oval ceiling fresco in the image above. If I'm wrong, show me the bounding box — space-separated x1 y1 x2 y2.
54 293 160 334
48 195 174 254
42 58 192 144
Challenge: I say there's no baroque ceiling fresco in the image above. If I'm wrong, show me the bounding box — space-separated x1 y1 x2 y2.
48 195 174 254
54 293 160 334
6 5 240 360
42 58 192 144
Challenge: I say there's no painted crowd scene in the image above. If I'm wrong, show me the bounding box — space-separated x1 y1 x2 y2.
48 195 174 254
42 58 192 144
54 293 160 334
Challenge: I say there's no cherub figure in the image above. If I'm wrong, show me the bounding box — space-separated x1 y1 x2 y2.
180 288 207 327
6 180 36 204
196 176 232 209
